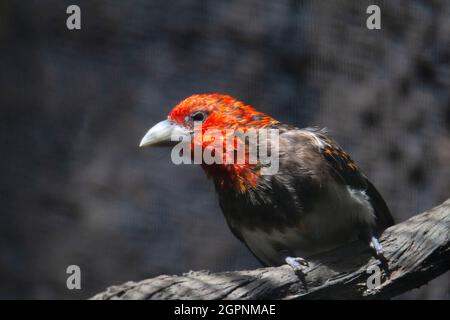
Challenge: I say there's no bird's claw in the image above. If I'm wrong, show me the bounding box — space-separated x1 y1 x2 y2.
285 256 309 275
370 236 384 257
370 236 389 271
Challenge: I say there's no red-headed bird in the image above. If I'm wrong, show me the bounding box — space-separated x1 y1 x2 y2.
140 94 394 272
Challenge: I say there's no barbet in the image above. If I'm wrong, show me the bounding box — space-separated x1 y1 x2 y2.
140 94 394 272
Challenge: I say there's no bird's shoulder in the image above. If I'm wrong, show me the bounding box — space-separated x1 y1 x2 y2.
274 124 366 189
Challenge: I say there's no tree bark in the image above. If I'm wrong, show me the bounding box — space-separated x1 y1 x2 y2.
92 199 450 300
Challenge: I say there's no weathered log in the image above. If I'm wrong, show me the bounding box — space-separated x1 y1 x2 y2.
92 199 450 300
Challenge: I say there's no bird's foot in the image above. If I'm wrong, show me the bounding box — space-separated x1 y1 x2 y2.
370 236 383 257
370 236 389 271
285 256 309 275
285 256 310 290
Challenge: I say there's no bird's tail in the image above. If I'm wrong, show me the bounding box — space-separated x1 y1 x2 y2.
366 180 395 235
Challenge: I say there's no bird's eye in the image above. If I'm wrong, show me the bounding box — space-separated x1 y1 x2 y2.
191 111 207 122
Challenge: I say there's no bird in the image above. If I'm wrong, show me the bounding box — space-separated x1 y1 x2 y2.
139 94 394 273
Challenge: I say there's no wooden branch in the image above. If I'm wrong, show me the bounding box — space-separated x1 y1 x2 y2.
92 199 450 300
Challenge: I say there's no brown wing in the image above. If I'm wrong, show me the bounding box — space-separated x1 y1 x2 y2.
309 128 395 233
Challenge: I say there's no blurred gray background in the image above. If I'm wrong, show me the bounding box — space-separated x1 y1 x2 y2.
0 0 449 299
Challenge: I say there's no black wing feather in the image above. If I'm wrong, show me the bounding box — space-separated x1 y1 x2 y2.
312 130 395 233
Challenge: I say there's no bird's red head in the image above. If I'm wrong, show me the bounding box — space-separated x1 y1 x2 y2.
140 94 278 191
168 94 276 132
